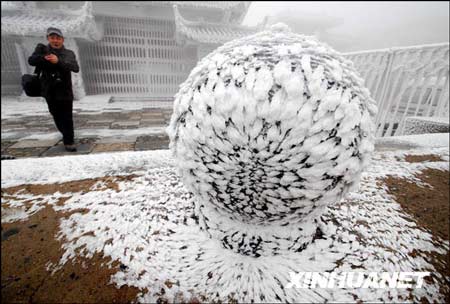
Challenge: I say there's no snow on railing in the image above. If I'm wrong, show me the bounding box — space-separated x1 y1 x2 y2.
345 43 449 137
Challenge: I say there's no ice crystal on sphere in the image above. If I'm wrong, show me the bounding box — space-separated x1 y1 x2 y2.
167 23 378 257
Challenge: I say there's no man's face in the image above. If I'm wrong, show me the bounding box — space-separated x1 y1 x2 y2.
47 34 64 49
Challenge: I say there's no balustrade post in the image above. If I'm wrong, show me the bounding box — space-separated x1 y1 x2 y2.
375 48 395 137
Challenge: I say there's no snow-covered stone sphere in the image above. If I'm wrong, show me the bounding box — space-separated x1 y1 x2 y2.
167 23 377 257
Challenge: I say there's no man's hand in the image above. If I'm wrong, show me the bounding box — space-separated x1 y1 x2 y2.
44 54 59 64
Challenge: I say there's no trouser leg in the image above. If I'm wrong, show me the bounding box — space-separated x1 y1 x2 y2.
60 100 74 145
45 98 74 145
45 98 64 134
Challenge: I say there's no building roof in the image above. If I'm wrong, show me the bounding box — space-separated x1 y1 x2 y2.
174 5 261 45
120 1 248 10
118 1 251 24
1 2 102 41
1 1 37 11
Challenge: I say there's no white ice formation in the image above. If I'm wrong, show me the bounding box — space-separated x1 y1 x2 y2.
167 23 378 257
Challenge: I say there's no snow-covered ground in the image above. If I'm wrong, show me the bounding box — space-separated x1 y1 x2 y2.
1 126 167 141
1 95 172 119
2 133 447 188
1 95 170 141
1 133 449 303
376 132 449 149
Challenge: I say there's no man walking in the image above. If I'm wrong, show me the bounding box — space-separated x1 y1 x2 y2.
28 27 79 152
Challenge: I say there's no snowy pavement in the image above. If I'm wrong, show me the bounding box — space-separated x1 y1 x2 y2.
3 95 448 160
1 135 449 303
1 95 174 119
1 95 172 158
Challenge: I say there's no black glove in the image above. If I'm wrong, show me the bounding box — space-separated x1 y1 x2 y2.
35 43 50 56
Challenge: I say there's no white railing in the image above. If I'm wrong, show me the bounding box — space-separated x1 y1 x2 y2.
345 43 449 137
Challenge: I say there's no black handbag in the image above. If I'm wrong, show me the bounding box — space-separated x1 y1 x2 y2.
22 67 41 97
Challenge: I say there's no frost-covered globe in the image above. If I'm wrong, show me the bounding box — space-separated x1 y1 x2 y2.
167 23 377 257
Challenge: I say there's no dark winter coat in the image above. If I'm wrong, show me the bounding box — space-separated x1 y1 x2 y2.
28 43 79 101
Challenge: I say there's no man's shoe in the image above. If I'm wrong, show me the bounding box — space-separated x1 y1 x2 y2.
64 144 77 152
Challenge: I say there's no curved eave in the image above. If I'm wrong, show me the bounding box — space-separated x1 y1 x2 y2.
124 1 248 10
173 5 258 45
1 2 103 41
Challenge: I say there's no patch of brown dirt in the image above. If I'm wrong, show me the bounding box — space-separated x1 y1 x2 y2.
1 203 141 303
403 154 444 163
1 174 139 196
1 175 143 303
92 143 136 153
381 168 449 303
383 168 449 240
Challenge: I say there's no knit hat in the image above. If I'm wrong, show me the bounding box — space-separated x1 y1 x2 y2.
46 27 63 38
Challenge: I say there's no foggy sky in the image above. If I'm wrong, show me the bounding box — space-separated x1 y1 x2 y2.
243 1 449 52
